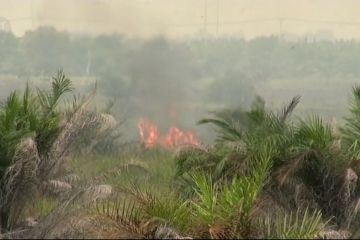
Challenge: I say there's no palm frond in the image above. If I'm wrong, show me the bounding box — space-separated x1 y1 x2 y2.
40 83 97 179
52 69 73 101
0 138 40 229
198 118 242 142
279 96 301 123
341 85 360 160
37 69 73 114
96 196 143 235
294 115 333 150
352 85 360 102
260 208 328 239
191 172 217 226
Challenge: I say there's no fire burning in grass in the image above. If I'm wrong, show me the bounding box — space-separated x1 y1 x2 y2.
138 118 199 149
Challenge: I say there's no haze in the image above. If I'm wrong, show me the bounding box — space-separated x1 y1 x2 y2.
2 0 360 39
0 0 360 142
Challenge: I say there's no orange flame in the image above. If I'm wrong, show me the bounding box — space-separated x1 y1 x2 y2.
138 118 199 149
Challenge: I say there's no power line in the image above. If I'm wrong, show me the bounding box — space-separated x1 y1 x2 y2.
171 18 278 28
288 17 360 26
8 15 360 27
8 17 32 22
171 17 360 28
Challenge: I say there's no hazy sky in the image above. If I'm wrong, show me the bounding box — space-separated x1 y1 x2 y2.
2 0 360 39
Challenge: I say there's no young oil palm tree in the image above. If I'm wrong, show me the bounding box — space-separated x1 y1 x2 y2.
175 95 300 188
176 91 360 233
190 142 273 238
0 70 109 231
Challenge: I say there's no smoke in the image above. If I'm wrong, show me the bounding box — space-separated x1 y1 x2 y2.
6 0 360 39
36 0 166 38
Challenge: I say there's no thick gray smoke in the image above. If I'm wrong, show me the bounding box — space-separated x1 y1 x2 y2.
1 26 359 142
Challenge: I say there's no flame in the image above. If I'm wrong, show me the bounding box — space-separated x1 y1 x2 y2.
138 118 199 149
138 119 159 148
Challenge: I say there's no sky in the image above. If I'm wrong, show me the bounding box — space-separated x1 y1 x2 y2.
1 0 360 39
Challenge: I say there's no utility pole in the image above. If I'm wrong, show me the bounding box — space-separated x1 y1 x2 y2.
278 17 284 39
85 50 92 77
216 0 220 36
0 17 11 32
30 0 34 29
203 0 207 33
